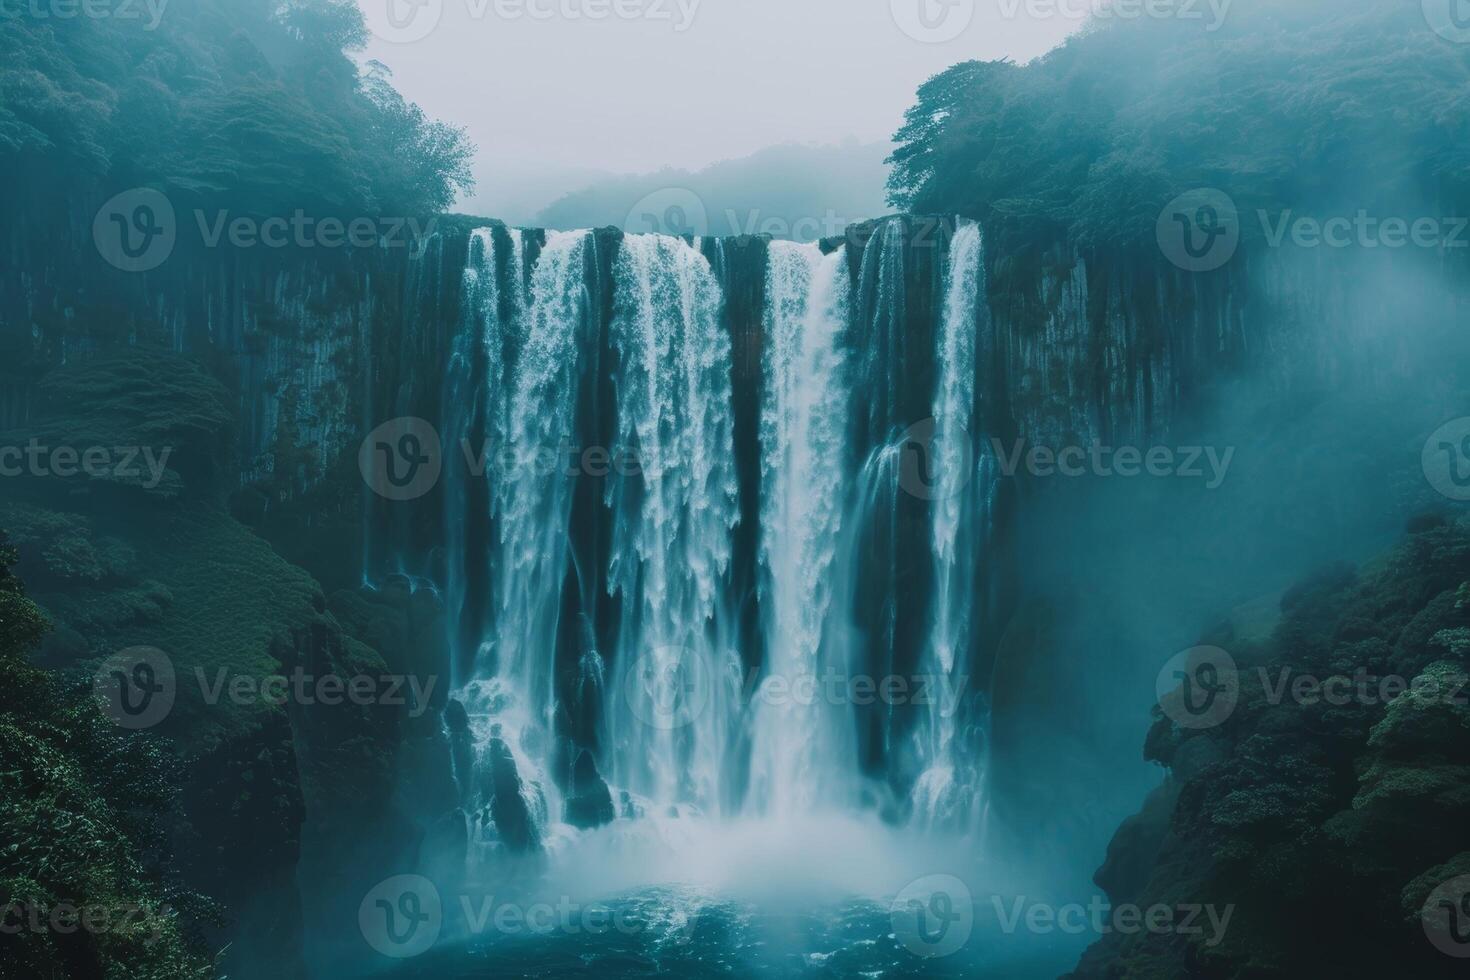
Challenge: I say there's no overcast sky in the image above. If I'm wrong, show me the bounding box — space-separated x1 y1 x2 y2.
356 0 1082 216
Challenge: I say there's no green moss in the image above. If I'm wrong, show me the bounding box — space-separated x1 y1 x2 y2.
0 534 217 978
89 500 333 754
3 492 351 754
1 503 134 585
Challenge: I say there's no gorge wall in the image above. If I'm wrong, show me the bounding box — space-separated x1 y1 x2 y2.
4 191 1465 975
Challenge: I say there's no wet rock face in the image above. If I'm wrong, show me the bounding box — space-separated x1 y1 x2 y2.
483 736 542 854
564 748 616 829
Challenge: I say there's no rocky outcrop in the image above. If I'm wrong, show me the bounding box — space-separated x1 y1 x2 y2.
1070 519 1470 979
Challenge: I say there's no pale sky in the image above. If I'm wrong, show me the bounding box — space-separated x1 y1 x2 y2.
356 0 1083 217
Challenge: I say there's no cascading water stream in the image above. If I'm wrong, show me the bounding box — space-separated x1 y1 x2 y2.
436 219 994 869
747 242 855 816
458 229 593 859
445 228 525 688
908 220 996 835
603 233 742 814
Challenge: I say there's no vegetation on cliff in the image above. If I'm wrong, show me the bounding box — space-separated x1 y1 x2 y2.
0 532 219 979
1073 517 1470 977
888 0 1470 253
0 348 421 978
0 0 475 217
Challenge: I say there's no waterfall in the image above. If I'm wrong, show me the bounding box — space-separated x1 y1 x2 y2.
433 219 996 857
444 227 526 687
603 233 742 813
747 242 854 816
458 229 592 857
909 220 995 834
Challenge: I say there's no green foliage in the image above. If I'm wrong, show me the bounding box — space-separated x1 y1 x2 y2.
889 0 1470 252
0 0 474 217
1081 519 1470 977
0 535 218 978
4 348 234 499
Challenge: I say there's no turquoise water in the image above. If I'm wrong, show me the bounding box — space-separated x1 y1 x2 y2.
380 893 1077 979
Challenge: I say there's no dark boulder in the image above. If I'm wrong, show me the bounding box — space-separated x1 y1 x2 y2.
564 749 615 829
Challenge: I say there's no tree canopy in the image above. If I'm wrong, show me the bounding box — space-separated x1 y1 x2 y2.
0 0 475 217
888 0 1470 251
